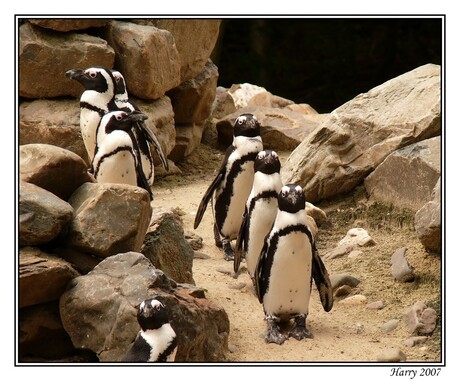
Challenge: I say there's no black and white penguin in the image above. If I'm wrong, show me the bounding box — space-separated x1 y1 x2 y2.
91 110 153 199
255 184 333 345
123 298 177 362
65 67 117 162
194 113 263 261
111 69 169 186
234 149 283 284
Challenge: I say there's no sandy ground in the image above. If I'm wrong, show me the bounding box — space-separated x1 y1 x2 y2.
154 144 442 364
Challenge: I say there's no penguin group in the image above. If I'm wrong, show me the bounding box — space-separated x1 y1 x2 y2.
65 67 168 200
195 113 334 344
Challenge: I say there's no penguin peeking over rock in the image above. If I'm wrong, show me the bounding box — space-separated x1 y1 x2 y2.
194 113 263 261
122 297 177 362
255 184 334 345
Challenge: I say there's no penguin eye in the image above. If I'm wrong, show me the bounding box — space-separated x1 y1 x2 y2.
116 114 123 121
88 71 97 78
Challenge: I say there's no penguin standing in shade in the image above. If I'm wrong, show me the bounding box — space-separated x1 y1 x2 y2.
111 70 169 185
234 150 282 285
65 67 117 162
91 110 153 199
255 184 333 345
123 298 177 362
194 114 263 261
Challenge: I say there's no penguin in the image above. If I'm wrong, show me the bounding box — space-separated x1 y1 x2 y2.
111 69 169 186
91 110 153 200
255 184 333 345
65 67 117 162
194 114 263 261
234 149 283 284
123 298 177 362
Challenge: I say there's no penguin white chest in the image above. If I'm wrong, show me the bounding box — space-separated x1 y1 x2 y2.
263 232 313 318
141 324 177 362
80 108 102 160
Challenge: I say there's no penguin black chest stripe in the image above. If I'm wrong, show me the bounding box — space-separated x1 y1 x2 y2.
93 145 133 177
214 151 258 229
80 101 107 117
156 336 178 362
248 190 279 212
258 224 315 303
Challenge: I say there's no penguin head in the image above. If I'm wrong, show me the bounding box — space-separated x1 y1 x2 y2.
65 67 115 93
278 184 306 213
111 70 128 97
254 150 281 175
233 113 261 138
136 298 170 331
102 110 148 134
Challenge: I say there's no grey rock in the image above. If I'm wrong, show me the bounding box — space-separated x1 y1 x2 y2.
330 273 361 290
19 181 74 246
142 207 194 284
365 137 440 211
60 252 229 362
105 21 181 99
405 336 429 347
19 22 115 98
376 348 407 362
19 246 79 308
282 64 441 203
404 301 438 335
325 228 375 259
28 19 109 32
185 231 203 250
415 178 441 253
391 247 415 282
19 99 88 164
367 300 385 310
66 183 152 258
334 285 353 298
20 144 93 201
380 319 400 333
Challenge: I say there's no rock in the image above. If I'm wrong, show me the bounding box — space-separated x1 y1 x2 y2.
364 137 440 211
404 301 437 335
168 60 219 124
19 246 80 308
168 123 206 162
405 336 428 347
19 99 88 164
155 19 221 82
128 96 176 165
367 300 385 310
19 181 74 246
415 178 441 253
211 86 237 120
247 91 295 109
60 252 229 361
348 250 363 259
20 144 93 201
66 183 152 258
305 202 328 227
217 106 327 150
19 22 115 98
330 273 361 290
185 231 203 250
52 246 102 275
194 252 210 259
338 294 367 305
19 302 76 360
334 285 352 298
284 103 319 115
380 319 399 333
142 207 194 284
105 21 181 99
282 64 441 203
325 228 375 259
228 83 267 108
391 247 415 282
377 348 407 362
228 282 246 290
28 19 109 32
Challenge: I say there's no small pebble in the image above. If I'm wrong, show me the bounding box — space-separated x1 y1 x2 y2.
338 294 367 305
380 319 399 333
348 250 363 259
334 285 352 298
194 251 210 259
367 300 385 310
228 282 246 290
376 348 407 362
405 336 428 347
330 273 361 290
216 266 232 275
391 247 415 282
228 343 237 353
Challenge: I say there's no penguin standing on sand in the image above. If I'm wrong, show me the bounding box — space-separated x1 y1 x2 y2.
234 150 282 284
123 298 177 362
65 67 117 162
111 70 169 185
91 110 153 199
255 184 333 345
194 114 263 261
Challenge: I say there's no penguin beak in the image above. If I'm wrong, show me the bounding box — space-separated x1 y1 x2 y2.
65 68 85 80
127 111 148 123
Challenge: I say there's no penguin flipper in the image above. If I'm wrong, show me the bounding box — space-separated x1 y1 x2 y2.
135 121 169 171
234 207 249 274
312 249 334 312
255 235 272 304
129 129 154 200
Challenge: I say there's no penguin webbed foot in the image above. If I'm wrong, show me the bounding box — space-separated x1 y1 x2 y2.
223 242 235 261
289 314 313 341
264 316 288 345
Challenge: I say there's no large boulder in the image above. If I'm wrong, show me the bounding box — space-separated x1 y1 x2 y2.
142 207 194 284
66 183 152 258
28 19 109 32
415 178 441 253
105 21 181 100
364 137 440 211
282 64 441 203
19 246 79 308
19 100 88 164
60 252 229 362
19 181 74 246
20 144 93 201
19 22 115 98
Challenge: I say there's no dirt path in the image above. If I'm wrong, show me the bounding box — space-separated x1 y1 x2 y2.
154 144 441 363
